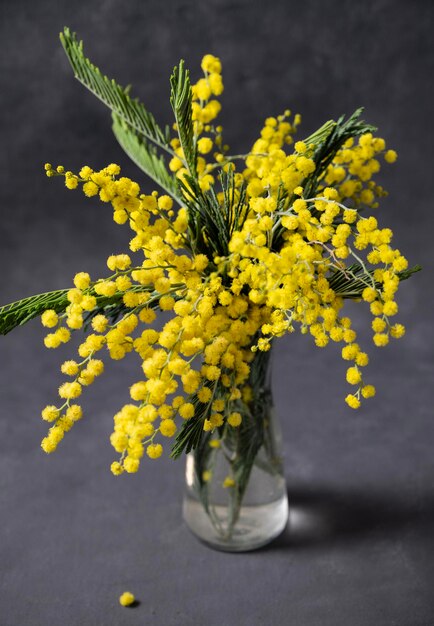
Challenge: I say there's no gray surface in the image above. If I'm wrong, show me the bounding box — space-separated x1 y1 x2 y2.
1 0 434 624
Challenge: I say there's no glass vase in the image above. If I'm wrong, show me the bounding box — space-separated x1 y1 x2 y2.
183 349 288 551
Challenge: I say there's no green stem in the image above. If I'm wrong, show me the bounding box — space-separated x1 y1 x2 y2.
194 348 274 540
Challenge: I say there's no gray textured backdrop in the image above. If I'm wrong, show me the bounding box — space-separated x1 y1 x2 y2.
1 1 433 625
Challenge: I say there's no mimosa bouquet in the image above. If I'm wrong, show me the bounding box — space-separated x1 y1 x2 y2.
0 28 419 549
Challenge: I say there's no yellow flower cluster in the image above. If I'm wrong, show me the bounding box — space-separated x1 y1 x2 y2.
40 53 410 472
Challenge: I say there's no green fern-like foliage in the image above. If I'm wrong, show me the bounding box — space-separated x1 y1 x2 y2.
176 167 249 259
303 108 377 198
111 113 182 204
170 60 197 175
0 287 159 335
328 264 421 299
60 27 172 154
0 290 71 335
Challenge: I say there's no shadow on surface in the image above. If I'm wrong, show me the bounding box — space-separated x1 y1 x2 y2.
263 483 434 551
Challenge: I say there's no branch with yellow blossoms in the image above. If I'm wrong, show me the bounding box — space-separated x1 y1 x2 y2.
0 27 420 485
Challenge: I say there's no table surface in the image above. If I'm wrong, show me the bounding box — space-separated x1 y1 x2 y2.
1 0 434 624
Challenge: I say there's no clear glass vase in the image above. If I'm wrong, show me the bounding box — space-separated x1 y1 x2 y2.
183 350 288 551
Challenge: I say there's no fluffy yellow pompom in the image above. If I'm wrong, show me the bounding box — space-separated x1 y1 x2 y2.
119 591 135 607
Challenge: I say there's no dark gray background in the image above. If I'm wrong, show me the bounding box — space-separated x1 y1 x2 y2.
1 1 433 624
